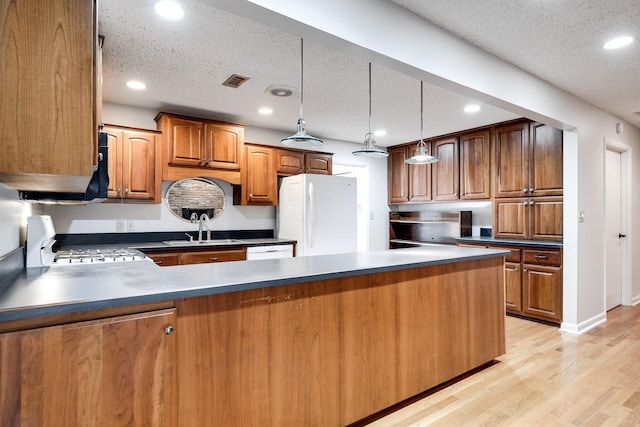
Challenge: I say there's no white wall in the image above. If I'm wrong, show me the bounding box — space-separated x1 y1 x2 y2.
210 0 640 332
0 184 31 257
48 103 389 251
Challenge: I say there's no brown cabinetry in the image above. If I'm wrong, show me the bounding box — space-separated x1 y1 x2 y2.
0 309 177 426
459 241 562 324
144 247 247 266
388 144 432 204
155 113 244 184
277 149 333 175
495 121 562 198
460 130 491 199
0 0 98 193
494 196 563 241
103 125 161 203
432 137 459 201
237 143 333 206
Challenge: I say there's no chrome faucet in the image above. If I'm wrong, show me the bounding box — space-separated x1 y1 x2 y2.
198 213 211 241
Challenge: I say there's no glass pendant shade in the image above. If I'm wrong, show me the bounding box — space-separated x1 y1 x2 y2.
353 63 388 158
405 81 438 165
281 38 323 147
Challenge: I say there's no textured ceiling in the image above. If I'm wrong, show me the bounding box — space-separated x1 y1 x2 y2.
392 0 640 129
99 0 638 148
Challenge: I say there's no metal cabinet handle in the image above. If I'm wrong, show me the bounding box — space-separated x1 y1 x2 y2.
534 255 548 259
164 325 174 335
155 260 163 265
529 200 534 206
529 187 534 193
208 257 220 261
619 233 627 238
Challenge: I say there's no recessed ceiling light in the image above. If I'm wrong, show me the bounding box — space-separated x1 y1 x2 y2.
374 129 386 137
258 107 273 115
126 81 146 90
603 36 634 50
154 1 184 20
464 104 480 113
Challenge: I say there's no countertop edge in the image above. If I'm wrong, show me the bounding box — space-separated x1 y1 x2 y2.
0 247 509 323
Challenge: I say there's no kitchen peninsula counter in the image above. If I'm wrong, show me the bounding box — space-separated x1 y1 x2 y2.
0 245 509 426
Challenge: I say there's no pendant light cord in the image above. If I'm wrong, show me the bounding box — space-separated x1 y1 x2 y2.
368 63 372 134
420 80 424 143
299 38 304 120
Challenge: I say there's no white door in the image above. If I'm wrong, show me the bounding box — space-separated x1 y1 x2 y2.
605 148 622 310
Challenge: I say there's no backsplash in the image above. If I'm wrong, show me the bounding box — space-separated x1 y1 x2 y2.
0 183 38 257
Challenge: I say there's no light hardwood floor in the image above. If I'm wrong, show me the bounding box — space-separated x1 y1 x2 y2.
366 306 640 426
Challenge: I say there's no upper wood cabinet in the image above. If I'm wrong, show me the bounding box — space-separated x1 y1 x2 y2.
277 149 333 176
460 130 491 200
387 144 432 204
0 0 98 193
432 137 459 201
495 121 562 198
155 113 244 184
529 122 563 196
103 125 161 203
0 309 177 426
242 144 277 205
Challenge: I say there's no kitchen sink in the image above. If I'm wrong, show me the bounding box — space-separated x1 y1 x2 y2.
163 239 244 246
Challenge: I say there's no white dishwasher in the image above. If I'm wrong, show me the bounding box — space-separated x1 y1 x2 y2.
246 244 294 260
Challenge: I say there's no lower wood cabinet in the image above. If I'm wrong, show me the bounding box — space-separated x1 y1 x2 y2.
0 308 177 426
144 247 247 266
459 242 562 324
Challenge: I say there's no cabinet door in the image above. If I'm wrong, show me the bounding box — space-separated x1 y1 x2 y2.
305 153 332 175
523 264 562 322
277 150 305 175
388 146 409 204
168 117 205 167
494 198 529 239
530 197 563 241
245 145 276 205
181 248 246 264
122 130 157 200
103 127 123 198
460 130 491 199
203 124 242 170
495 122 529 198
504 261 522 313
0 309 177 427
529 122 563 196
432 137 459 201
0 0 96 192
408 144 432 202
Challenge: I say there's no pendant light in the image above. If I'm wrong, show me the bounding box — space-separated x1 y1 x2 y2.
405 81 438 164
281 38 323 147
352 63 389 158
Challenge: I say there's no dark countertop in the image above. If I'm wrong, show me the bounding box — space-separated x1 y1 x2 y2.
456 236 563 249
0 245 509 323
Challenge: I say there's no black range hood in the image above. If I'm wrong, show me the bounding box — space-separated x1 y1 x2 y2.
19 132 109 204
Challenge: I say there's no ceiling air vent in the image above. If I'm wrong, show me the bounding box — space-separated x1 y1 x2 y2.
222 74 250 88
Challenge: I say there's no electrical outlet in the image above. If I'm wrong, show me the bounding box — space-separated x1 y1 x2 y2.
126 220 135 231
116 220 125 232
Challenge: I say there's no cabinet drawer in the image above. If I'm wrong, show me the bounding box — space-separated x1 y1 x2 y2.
181 248 246 264
499 247 521 263
523 249 561 267
145 251 180 267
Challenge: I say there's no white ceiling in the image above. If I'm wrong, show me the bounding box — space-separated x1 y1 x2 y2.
99 0 638 147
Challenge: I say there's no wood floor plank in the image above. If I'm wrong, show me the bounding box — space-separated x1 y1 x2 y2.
367 305 640 426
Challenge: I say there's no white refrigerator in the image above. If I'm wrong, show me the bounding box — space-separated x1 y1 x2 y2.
277 174 357 256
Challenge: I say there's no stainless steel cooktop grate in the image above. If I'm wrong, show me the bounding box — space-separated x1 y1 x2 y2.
53 248 147 265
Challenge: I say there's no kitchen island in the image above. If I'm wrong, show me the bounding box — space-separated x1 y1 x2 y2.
0 245 508 426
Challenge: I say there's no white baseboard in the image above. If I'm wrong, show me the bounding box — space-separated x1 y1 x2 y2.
559 311 607 335
632 295 640 306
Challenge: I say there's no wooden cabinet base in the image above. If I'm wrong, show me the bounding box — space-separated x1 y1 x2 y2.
175 258 505 426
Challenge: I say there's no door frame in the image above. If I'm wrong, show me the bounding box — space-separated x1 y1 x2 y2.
603 137 632 307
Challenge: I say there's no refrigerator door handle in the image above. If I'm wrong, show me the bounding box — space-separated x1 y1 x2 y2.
308 182 314 248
